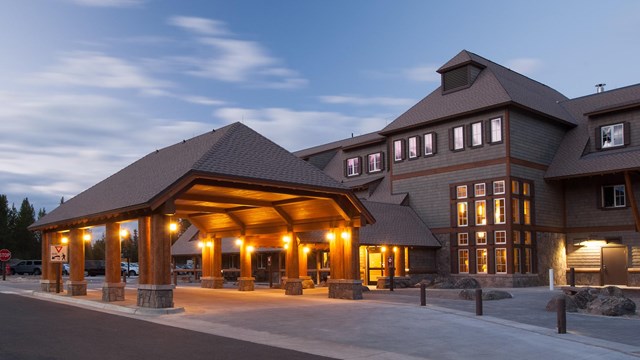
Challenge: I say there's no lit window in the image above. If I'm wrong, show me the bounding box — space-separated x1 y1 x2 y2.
457 202 468 226
367 153 383 173
456 185 468 199
494 198 505 224
471 122 483 146
393 140 404 162
453 126 464 150
523 200 531 224
524 231 532 245
523 183 530 196
490 118 502 143
475 200 486 225
602 185 626 208
475 231 487 245
408 136 419 159
346 157 360 177
513 248 521 273
512 198 520 224
512 180 519 194
495 230 506 244
476 249 487 273
424 133 435 156
458 233 469 246
493 180 505 194
495 248 507 273
458 249 469 273
512 231 521 244
600 123 624 149
474 183 486 197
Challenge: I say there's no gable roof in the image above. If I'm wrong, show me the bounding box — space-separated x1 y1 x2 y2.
31 122 358 230
293 131 384 159
546 84 640 179
381 50 575 134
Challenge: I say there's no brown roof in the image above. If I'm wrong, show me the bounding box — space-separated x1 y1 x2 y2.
31 122 355 230
293 132 384 158
381 50 575 134
546 84 640 179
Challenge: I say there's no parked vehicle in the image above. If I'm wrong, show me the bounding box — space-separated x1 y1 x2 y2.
9 260 42 275
62 263 70 275
121 262 139 276
85 260 106 276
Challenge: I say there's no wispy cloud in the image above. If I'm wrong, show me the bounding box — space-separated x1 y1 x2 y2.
403 65 440 82
319 95 415 107
505 58 543 76
168 16 228 36
65 0 145 7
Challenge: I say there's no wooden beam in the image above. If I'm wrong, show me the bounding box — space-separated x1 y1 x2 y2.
175 204 229 214
273 206 294 228
179 194 272 207
272 197 312 206
624 171 640 232
226 212 246 233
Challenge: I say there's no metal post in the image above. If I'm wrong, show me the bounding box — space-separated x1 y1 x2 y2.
557 297 567 334
268 256 272 288
569 267 575 287
475 289 483 316
2 261 5 281
420 283 426 306
389 267 395 292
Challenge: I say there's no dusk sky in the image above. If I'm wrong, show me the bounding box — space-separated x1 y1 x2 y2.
1 0 639 214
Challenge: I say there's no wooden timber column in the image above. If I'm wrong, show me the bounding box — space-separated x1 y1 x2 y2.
102 222 124 302
328 227 363 300
40 232 55 292
394 246 406 277
283 233 302 295
200 232 213 288
238 236 255 291
138 216 151 285
66 228 87 296
137 213 174 308
298 244 314 289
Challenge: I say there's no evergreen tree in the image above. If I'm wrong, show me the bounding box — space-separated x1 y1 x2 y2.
13 198 38 258
91 236 105 260
0 195 9 249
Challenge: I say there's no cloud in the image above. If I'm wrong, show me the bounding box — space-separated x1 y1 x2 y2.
403 65 441 82
213 107 388 151
29 51 170 91
505 58 543 75
319 95 415 107
65 0 145 7
168 16 228 36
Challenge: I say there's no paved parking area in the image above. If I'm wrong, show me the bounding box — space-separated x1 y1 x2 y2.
2 276 639 359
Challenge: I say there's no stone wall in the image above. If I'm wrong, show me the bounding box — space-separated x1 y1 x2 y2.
451 274 539 287
536 232 566 286
435 234 451 276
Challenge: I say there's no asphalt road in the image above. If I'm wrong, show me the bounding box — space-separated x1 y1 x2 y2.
0 293 334 360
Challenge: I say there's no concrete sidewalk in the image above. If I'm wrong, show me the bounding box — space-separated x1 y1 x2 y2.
1 278 639 360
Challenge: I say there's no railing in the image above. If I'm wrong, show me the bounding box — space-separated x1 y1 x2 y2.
171 268 202 285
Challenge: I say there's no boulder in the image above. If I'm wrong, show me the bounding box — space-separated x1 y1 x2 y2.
361 285 371 292
458 289 475 300
301 279 315 289
586 296 636 316
599 286 625 298
573 288 597 309
546 294 578 313
432 279 455 289
453 277 481 289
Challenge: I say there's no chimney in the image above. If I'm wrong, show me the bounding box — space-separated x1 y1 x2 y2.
595 83 606 93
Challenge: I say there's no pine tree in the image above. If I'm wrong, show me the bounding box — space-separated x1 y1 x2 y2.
0 195 10 249
13 198 38 258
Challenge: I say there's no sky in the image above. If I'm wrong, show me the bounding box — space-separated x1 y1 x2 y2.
1 0 639 215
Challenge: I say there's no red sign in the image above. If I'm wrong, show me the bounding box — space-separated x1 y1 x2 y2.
0 249 11 262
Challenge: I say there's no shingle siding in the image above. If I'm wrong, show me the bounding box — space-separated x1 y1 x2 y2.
510 109 567 165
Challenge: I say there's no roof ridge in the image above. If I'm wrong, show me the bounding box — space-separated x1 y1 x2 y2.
191 122 238 171
560 83 640 103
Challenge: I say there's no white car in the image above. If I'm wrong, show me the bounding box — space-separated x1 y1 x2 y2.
121 262 139 276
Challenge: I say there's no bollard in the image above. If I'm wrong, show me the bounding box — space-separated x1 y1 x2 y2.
389 268 395 292
569 267 575 287
549 269 554 290
420 283 426 306
557 297 567 334
475 289 483 316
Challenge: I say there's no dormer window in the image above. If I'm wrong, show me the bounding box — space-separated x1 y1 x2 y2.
441 64 484 93
600 123 624 149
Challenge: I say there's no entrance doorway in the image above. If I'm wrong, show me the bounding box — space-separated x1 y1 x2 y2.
367 247 384 285
601 246 628 285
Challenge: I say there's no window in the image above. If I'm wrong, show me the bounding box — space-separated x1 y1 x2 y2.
495 248 507 273
493 180 505 194
458 249 469 273
494 198 505 224
512 180 519 194
408 136 419 159
456 185 468 199
453 126 464 150
458 233 469 246
524 231 532 245
476 249 487 273
523 200 531 224
476 231 487 245
457 202 468 226
475 200 486 225
393 140 404 162
513 248 521 273
346 157 360 177
602 185 626 208
490 118 502 143
600 123 624 149
471 122 483 147
495 230 506 244
367 153 383 173
424 133 436 156
524 248 532 273
474 183 486 197
512 231 521 244
512 198 520 224
523 182 531 196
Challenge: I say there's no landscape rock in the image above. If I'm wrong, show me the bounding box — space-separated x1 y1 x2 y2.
550 286 636 316
453 277 481 289
586 296 636 316
361 285 370 292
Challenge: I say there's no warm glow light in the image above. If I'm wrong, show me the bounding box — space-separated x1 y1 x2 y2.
341 231 350 240
61 237 69 244
458 203 465 212
478 232 486 239
303 246 310 254
83 234 91 242
235 238 243 246
393 246 398 253
169 222 178 232
381 246 387 253
282 235 291 243
326 232 335 241
247 245 255 253
120 229 128 238
198 241 205 248
477 203 484 216
583 240 608 248
206 241 213 248
284 243 289 250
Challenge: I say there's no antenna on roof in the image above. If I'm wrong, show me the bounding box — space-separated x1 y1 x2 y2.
351 133 354 138
595 83 606 93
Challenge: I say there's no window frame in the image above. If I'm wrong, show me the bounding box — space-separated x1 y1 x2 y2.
457 202 469 227
458 232 469 246
471 122 483 147
495 230 507 244
346 157 361 177
453 126 464 151
523 199 531 224
494 198 505 224
495 248 507 274
600 123 624 149
493 180 505 195
475 231 487 245
512 198 520 224
367 152 383 173
475 200 486 226
476 248 488 274
489 117 502 143
423 132 436 156
601 184 626 208
408 136 420 159
474 183 486 197
458 249 469 274
456 185 468 199
393 139 405 162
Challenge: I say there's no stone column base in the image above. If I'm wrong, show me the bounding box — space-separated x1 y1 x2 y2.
300 275 315 289
284 278 303 295
102 282 125 302
201 276 225 289
40 280 60 293
137 284 174 308
65 280 87 296
238 277 255 291
328 279 363 300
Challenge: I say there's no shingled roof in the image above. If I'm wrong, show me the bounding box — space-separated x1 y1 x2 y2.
31 122 357 230
546 84 640 179
381 50 575 134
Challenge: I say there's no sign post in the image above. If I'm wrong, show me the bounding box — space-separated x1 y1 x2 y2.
50 245 68 293
0 249 11 281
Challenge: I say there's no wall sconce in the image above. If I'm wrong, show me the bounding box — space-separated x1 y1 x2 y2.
61 237 69 244
235 238 243 246
169 222 178 232
303 246 310 254
326 232 335 241
246 245 255 253
381 246 387 253
198 241 205 248
282 235 291 243
341 231 350 240
120 229 129 238
83 234 92 242
284 243 289 250
393 246 398 253
206 241 213 248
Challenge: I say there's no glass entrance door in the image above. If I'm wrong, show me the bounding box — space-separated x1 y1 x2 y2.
367 248 384 285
